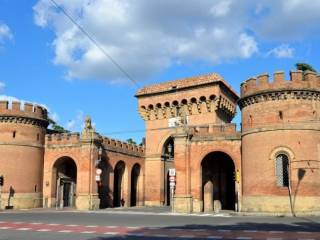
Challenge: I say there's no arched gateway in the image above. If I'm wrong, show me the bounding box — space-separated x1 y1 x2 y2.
201 152 235 212
52 157 77 208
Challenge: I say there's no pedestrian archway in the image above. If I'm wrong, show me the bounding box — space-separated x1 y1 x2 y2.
162 137 174 206
130 163 141 206
201 151 235 212
113 161 125 207
52 157 77 208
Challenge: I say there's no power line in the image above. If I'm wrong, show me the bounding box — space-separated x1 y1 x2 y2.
49 0 140 88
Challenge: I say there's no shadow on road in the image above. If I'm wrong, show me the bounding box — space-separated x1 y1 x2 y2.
86 218 320 239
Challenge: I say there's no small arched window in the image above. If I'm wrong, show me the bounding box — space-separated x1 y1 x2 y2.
275 153 289 187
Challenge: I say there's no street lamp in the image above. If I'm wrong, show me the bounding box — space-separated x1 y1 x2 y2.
95 146 103 167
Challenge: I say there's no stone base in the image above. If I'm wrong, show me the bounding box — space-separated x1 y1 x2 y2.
144 201 162 207
76 194 100 210
192 199 202 213
0 193 42 210
173 195 193 213
242 196 320 215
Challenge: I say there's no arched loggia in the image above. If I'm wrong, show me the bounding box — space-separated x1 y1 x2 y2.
130 163 141 206
113 161 125 207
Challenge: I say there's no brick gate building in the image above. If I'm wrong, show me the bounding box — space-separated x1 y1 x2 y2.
0 70 319 215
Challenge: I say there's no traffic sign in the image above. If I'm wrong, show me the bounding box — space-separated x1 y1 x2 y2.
168 168 176 176
96 168 102 175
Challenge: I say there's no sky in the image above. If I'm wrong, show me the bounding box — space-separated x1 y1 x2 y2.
0 0 320 143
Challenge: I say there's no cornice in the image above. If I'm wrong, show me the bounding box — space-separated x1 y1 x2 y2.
0 115 49 128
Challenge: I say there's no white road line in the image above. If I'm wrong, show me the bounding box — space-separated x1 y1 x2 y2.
178 236 195 238
243 230 257 233
236 237 252 240
191 229 206 232
269 231 284 234
16 228 31 231
81 231 96 234
86 225 97 227
58 230 73 233
207 237 223 239
0 221 5 223
170 228 184 231
147 227 161 230
217 229 231 232
106 226 117 228
48 223 60 226
37 229 50 232
13 222 24 224
31 222 42 225
104 232 119 235
0 227 11 229
298 232 312 234
127 226 139 229
66 224 79 227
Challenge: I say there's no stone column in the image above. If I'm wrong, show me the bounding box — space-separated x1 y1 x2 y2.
172 127 193 213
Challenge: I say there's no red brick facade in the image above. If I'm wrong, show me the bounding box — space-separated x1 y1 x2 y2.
0 71 319 214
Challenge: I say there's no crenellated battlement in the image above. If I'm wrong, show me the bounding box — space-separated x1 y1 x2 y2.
102 137 145 155
0 100 48 121
240 70 320 98
45 133 81 145
190 123 240 139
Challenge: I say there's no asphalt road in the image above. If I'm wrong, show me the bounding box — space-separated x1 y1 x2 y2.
0 208 319 239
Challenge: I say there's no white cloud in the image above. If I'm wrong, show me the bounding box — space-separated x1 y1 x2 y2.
0 23 13 42
33 0 258 82
267 44 294 58
65 110 85 131
0 82 5 92
33 0 320 82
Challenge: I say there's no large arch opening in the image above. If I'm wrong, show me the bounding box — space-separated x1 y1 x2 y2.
162 137 174 206
98 157 113 209
201 152 235 212
130 163 141 206
52 157 77 208
113 161 125 207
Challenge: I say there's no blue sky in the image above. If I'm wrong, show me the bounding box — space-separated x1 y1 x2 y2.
0 0 320 143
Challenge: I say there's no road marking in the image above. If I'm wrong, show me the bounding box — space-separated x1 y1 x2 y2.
236 237 252 240
269 231 284 234
13 221 24 224
147 227 161 230
0 221 5 223
16 228 31 231
170 228 185 231
127 226 139 229
86 225 97 227
0 227 11 229
243 230 257 233
58 230 73 233
104 232 119 235
178 235 195 238
266 238 283 240
207 237 223 239
298 239 315 240
37 229 50 232
31 222 42 225
217 229 231 232
106 226 117 228
81 231 96 234
66 224 79 227
191 229 205 232
298 232 312 234
48 223 60 226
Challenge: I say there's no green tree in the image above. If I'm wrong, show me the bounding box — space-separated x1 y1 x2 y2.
48 117 69 133
126 138 137 145
295 63 317 73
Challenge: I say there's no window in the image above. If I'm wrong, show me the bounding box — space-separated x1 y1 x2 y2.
276 154 289 187
13 131 16 138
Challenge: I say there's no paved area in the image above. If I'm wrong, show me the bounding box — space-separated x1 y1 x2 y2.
0 208 319 239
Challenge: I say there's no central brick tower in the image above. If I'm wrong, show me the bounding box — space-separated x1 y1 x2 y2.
0 101 48 209
239 71 320 214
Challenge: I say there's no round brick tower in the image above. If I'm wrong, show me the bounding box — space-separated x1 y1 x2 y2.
238 70 320 215
0 100 48 209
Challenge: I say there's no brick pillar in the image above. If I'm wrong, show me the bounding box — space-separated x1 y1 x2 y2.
173 127 193 213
